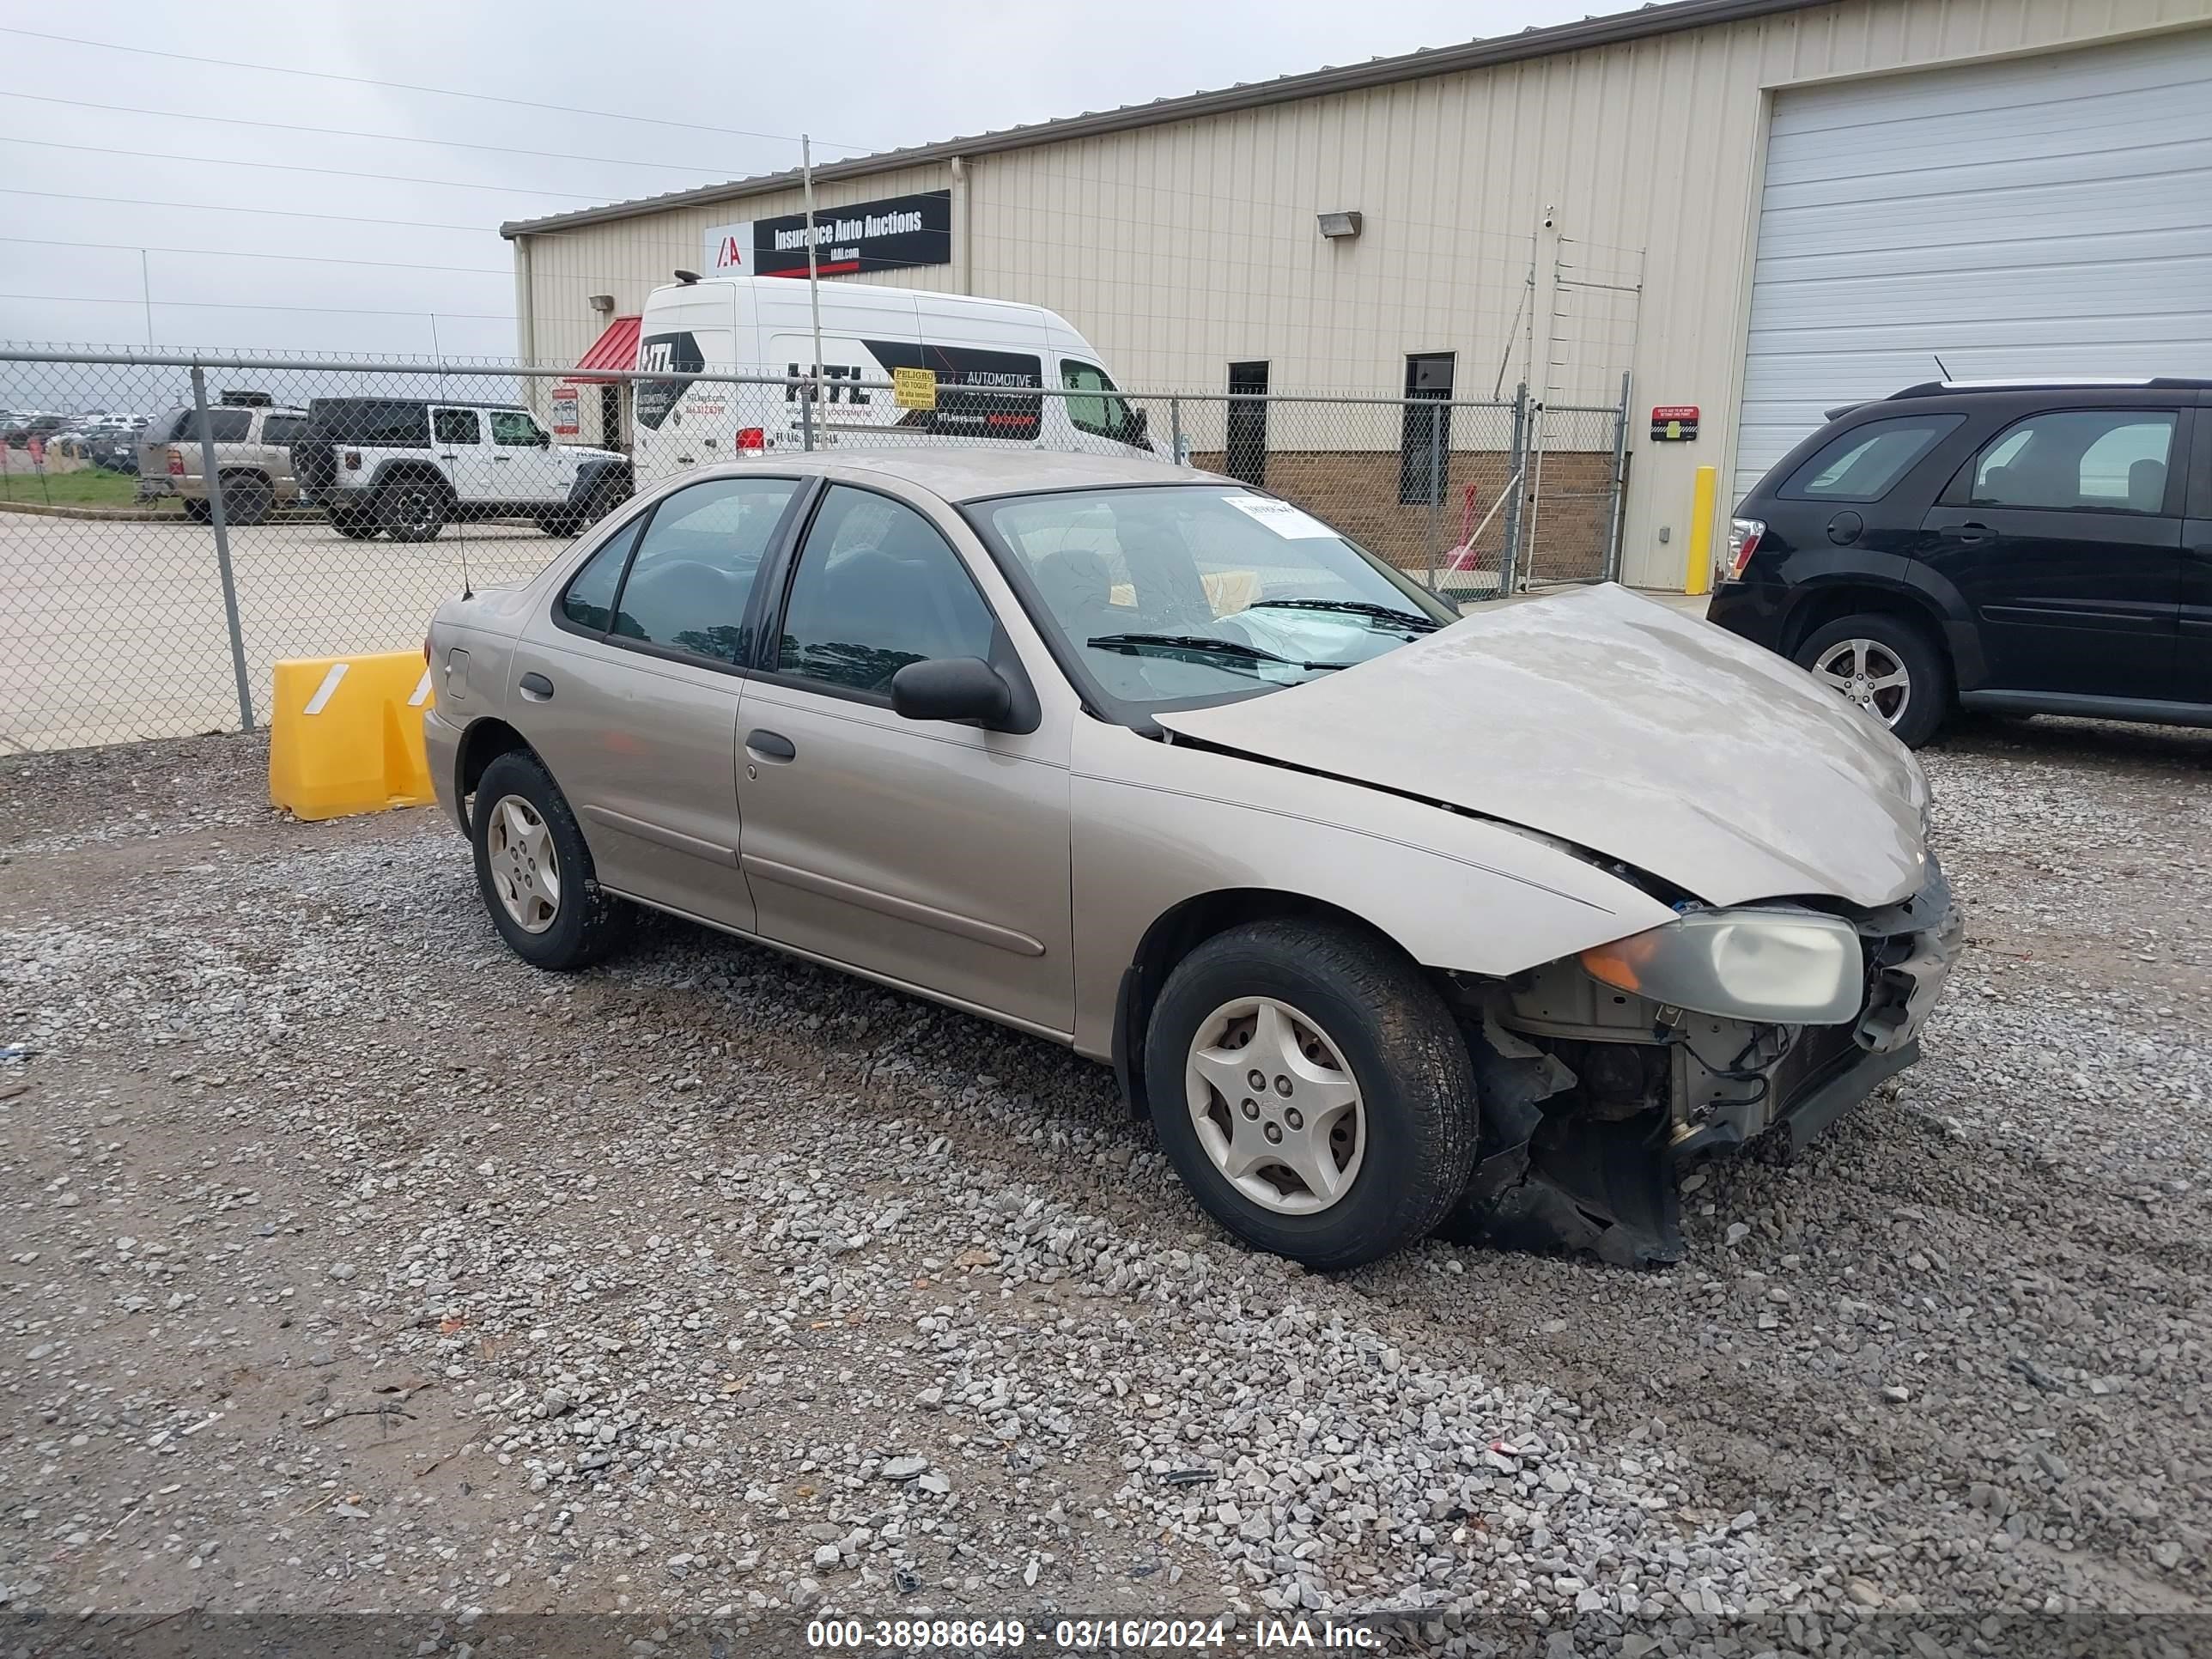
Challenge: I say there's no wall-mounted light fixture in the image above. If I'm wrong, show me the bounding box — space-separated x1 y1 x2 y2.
588 294 617 313
1316 210 1363 240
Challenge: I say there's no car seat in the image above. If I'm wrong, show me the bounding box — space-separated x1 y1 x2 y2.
2127 458 2166 514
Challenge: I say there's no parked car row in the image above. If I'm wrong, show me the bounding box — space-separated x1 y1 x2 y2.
3 408 149 456
70 389 639 536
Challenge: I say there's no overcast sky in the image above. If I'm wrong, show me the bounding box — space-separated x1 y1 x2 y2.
0 0 1599 376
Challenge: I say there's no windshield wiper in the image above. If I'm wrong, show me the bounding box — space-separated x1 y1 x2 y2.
1243 599 1443 631
1086 632 1347 672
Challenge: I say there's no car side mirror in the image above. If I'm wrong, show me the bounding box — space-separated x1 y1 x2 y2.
890 656 1014 728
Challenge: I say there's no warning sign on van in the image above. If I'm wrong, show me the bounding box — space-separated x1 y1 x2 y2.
892 368 938 411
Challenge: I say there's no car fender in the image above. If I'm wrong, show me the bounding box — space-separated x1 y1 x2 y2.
1066 720 1674 1060
1781 562 1984 691
1892 558 1990 689
368 456 451 494
567 455 633 507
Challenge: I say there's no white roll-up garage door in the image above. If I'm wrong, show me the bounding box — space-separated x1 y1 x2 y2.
1733 30 2212 504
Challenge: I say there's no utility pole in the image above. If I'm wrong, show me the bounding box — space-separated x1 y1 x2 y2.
800 133 826 452
140 249 154 346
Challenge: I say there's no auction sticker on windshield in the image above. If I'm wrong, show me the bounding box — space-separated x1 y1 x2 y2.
1224 496 1338 538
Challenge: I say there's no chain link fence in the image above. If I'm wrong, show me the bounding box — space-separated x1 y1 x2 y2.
1 348 1628 753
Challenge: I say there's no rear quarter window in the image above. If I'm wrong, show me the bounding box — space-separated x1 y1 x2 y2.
1780 414 1965 503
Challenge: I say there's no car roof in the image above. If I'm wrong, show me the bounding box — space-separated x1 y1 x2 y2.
688 447 1231 503
1887 377 2212 398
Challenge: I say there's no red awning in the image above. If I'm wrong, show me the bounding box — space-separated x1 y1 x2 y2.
571 315 640 381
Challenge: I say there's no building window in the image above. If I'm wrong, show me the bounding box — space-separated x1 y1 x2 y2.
1398 353 1454 506
1226 362 1269 487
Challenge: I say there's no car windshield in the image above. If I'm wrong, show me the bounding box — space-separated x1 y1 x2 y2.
977 485 1455 711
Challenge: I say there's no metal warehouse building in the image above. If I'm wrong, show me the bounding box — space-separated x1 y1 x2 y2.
505 0 2212 590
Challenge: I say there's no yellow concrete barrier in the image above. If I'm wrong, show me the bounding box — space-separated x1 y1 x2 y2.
1684 465 1718 597
269 650 436 821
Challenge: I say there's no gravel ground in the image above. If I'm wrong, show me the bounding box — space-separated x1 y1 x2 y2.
1 714 2207 1655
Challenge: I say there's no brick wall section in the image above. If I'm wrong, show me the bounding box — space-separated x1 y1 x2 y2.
1194 448 1617 583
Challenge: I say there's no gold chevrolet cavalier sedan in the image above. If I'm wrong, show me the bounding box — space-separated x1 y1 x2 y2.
424 451 1960 1270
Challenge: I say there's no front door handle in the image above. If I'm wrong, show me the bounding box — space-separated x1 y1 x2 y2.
1941 522 1994 544
745 728 796 762
519 672 554 701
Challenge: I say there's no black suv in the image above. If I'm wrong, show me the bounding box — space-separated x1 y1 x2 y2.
1707 379 2210 746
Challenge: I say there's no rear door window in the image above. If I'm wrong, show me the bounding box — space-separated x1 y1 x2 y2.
610 477 804 664
258 415 304 446
198 408 252 442
560 517 647 634
1965 410 2179 514
1780 414 1964 502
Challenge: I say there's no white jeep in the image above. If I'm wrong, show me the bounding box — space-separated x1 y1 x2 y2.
290 398 631 541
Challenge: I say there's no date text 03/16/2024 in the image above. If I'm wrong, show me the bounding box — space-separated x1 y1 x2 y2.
804 1616 1387 1650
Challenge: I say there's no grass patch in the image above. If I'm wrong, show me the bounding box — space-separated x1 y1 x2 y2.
0 467 158 509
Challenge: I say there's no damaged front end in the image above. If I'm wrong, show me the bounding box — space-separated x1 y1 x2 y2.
1440 864 1963 1267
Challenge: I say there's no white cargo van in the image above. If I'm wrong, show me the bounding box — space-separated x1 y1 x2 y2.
629 273 1164 484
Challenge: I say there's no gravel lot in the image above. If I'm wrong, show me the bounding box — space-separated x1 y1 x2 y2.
1 714 2207 1654
0 515 561 753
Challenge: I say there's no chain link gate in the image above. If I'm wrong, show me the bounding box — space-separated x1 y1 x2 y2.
2 348 1633 754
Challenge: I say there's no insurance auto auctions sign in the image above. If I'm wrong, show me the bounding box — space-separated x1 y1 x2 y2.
701 190 951 280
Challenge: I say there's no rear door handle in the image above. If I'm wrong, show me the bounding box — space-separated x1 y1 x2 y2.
745 728 796 762
1941 522 1994 544
519 672 554 701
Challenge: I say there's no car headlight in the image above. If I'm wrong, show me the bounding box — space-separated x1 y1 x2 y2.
1581 908 1863 1025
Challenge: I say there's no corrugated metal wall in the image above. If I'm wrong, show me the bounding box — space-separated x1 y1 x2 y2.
514 0 2212 587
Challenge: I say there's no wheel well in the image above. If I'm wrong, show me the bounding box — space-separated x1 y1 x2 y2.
376 462 453 495
1781 585 1948 662
217 467 270 487
454 717 532 827
1113 888 1413 1119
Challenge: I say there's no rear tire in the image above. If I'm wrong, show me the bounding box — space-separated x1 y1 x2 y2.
181 497 212 525
379 477 450 543
1795 611 1950 748
470 750 629 971
584 476 631 525
219 471 273 526
1143 919 1479 1270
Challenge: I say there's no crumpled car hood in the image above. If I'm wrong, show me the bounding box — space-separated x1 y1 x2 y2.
1154 583 1930 909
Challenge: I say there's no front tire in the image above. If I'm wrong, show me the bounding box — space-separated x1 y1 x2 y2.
1795 611 1950 748
1144 919 1479 1270
470 750 629 970
330 507 380 539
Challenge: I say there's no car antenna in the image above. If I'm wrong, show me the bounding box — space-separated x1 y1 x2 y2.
460 539 473 601
1932 353 1954 381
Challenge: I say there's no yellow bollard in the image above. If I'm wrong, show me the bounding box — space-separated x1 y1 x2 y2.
1683 465 1718 597
268 650 437 821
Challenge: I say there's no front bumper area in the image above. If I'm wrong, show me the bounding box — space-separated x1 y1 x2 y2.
1450 861 1963 1267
